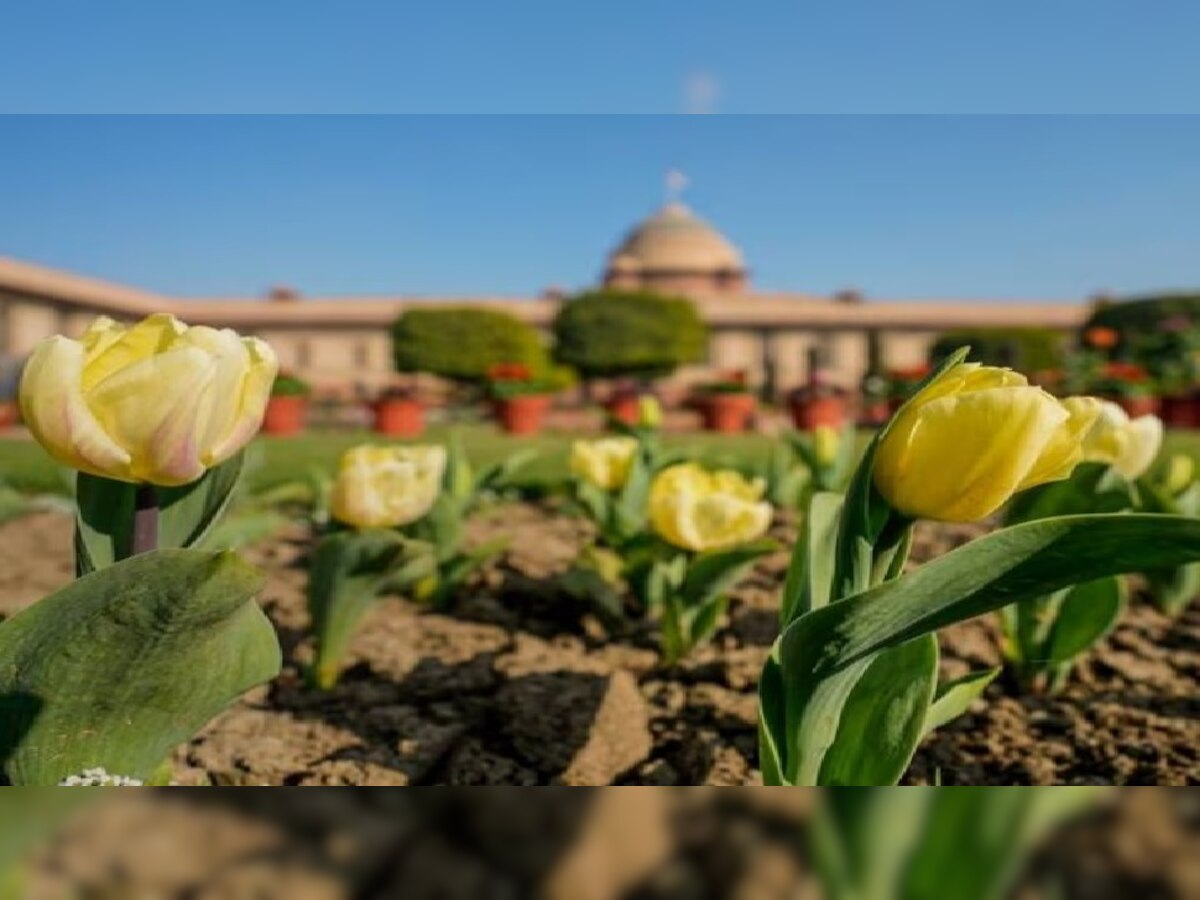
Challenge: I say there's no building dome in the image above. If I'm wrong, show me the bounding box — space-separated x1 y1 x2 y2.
611 203 744 272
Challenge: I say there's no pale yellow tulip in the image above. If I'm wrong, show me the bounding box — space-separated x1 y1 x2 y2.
330 444 446 529
649 463 772 552
19 314 277 486
1072 398 1164 481
873 364 1100 522
570 437 639 491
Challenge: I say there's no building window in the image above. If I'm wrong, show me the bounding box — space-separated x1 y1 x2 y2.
354 340 370 368
296 339 311 368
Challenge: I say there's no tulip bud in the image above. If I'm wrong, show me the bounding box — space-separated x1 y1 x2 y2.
812 425 839 467
649 463 772 552
637 395 663 430
19 314 278 486
570 437 639 491
873 364 1100 523
1072 398 1164 481
329 445 446 529
1164 454 1195 496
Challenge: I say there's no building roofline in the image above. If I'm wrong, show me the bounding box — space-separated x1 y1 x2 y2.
0 255 1088 331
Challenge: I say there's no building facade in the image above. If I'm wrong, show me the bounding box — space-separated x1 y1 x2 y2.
0 203 1087 397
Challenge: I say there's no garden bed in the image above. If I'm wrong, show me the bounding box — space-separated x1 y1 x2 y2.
0 505 1196 786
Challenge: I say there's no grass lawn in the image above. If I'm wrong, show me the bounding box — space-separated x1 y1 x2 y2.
2 425 1198 497
0 424 781 497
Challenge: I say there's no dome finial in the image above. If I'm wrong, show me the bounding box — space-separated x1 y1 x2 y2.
664 168 689 205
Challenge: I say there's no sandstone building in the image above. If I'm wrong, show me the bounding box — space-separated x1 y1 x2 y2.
0 202 1086 397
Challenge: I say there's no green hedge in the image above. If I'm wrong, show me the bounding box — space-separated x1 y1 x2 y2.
929 328 1065 372
552 289 708 379
1086 293 1200 334
392 307 547 383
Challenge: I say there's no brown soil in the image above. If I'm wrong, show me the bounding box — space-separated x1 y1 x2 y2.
23 790 1200 900
0 505 1197 786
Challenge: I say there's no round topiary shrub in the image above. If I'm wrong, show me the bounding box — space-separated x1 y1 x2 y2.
392 307 548 384
552 289 708 381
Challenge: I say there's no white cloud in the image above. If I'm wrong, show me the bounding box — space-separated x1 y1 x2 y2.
683 71 721 114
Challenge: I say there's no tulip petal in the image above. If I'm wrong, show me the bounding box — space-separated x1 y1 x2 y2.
649 463 772 551
330 445 447 529
86 346 218 486
570 437 638 491
1113 415 1163 481
206 337 278 465
81 313 186 393
1016 395 1102 491
876 387 1067 522
176 326 253 464
19 336 133 481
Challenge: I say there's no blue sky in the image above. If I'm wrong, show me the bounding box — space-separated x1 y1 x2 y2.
1 1 1199 113
0 115 1197 302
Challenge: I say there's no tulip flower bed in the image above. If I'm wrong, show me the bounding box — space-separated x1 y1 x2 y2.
0 489 1197 785
1 317 1199 786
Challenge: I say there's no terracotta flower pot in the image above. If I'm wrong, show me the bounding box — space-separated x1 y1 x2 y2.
858 399 891 427
1103 394 1160 419
262 395 308 436
495 394 552 435
701 392 756 433
789 395 846 431
373 397 425 437
605 392 642 427
1161 394 1200 428
0 401 17 430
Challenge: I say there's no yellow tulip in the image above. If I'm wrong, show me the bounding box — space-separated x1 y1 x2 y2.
19 313 277 486
873 364 1100 522
812 425 839 467
570 436 639 491
1163 453 1195 496
649 463 772 552
1072 399 1164 481
330 444 446 529
637 395 663 429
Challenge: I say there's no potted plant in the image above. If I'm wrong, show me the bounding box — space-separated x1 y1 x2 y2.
788 370 847 431
1091 361 1160 418
886 364 932 413
857 372 891 425
487 363 571 435
372 385 425 437
1139 317 1200 428
604 382 644 426
696 371 756 433
263 372 311 436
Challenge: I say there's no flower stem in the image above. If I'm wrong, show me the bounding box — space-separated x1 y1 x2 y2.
132 483 159 555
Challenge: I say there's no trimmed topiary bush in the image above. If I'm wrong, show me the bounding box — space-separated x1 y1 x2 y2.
930 327 1065 373
552 290 708 380
392 307 547 384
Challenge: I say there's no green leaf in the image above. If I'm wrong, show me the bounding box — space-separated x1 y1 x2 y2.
781 492 843 627
815 635 938 786
308 529 432 689
771 513 1200 785
200 510 288 551
901 787 1106 900
1004 462 1136 525
75 452 245 576
1043 576 1125 663
0 549 279 785
922 667 1001 737
757 649 788 784
785 514 1200 682
1145 561 1200 617
681 539 777 612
